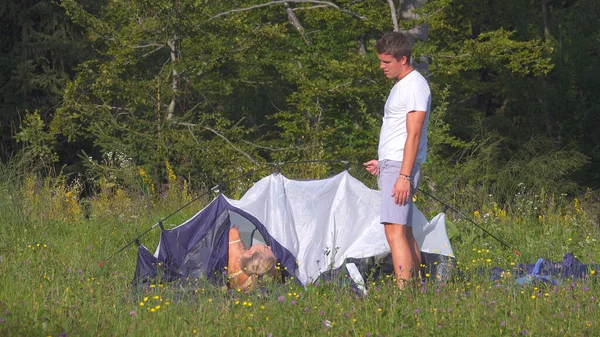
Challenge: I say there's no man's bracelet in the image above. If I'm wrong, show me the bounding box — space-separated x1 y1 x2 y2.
398 173 411 181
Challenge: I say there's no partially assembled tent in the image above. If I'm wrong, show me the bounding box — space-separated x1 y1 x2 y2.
133 171 455 291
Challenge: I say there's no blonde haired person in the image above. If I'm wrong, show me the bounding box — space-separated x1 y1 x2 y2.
227 227 277 293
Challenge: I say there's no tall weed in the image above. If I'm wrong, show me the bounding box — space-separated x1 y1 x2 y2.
0 155 598 336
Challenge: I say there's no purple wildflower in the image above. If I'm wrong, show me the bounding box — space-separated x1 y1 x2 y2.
130 311 135 316
414 309 421 314
290 301 296 305
277 296 285 302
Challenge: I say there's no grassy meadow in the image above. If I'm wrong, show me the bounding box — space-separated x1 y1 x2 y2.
0 163 599 337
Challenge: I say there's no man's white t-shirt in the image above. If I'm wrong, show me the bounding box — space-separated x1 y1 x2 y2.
378 70 431 163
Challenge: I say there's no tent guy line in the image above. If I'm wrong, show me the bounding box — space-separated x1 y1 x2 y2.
97 166 273 267
416 188 521 256
97 160 520 269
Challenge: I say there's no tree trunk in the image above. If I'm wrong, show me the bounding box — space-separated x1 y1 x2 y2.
400 0 429 74
167 36 179 120
386 0 400 32
358 34 367 55
541 0 551 41
284 2 311 46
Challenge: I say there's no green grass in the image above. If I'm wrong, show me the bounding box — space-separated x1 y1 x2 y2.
0 174 598 337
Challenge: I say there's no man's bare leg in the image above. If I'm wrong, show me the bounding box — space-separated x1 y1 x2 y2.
407 228 422 280
385 224 419 289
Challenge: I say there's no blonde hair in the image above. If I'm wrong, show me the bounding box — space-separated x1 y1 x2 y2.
239 249 276 293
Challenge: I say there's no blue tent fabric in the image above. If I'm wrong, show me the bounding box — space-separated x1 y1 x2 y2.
489 254 596 285
133 244 181 284
132 194 298 287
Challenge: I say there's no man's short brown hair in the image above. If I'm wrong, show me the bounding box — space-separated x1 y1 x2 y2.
376 32 412 62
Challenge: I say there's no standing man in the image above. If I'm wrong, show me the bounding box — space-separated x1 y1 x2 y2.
364 32 431 290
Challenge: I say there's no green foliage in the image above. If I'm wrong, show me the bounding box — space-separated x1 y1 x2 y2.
4 0 600 198
426 133 588 213
44 0 400 186
3 0 600 333
0 167 599 337
15 111 58 165
422 0 600 189
421 84 470 201
0 0 96 160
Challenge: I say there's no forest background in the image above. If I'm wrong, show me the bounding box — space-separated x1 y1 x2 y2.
1 1 600 336
1 0 599 207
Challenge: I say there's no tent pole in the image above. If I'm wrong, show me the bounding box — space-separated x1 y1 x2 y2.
97 166 273 267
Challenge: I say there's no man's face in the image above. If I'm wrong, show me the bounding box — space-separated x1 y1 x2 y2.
378 53 405 80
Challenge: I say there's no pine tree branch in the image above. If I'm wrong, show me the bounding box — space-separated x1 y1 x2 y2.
291 5 366 19
210 1 340 19
175 122 260 165
240 139 309 152
130 43 164 49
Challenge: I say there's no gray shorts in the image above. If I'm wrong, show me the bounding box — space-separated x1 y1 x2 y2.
377 160 421 226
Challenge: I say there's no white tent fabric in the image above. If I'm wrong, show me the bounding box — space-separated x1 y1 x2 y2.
413 212 454 257
225 171 454 285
